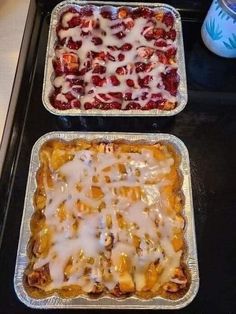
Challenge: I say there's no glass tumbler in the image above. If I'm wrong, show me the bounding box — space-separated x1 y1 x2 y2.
201 0 236 57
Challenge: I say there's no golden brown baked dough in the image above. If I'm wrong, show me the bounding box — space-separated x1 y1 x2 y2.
25 139 189 299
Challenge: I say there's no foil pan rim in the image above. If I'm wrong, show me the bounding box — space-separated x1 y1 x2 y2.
42 1 188 116
14 132 199 309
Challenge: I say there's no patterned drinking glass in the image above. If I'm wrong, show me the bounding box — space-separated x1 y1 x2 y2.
201 0 236 57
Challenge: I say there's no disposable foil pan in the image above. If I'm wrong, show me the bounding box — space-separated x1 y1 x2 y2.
14 132 199 309
42 1 188 116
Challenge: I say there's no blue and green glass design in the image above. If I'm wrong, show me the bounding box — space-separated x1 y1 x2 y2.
223 33 236 49
205 18 223 40
215 0 236 23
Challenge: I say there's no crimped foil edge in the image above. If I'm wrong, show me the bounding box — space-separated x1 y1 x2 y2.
14 132 199 309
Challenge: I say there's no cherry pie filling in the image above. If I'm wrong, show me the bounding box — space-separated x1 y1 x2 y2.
50 6 179 111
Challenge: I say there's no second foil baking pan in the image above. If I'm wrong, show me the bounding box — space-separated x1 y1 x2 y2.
14 132 198 309
42 1 188 116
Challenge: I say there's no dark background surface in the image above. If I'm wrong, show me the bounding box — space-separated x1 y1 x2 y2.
0 0 236 313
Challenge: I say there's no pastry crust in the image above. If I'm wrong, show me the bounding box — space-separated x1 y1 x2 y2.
24 139 189 299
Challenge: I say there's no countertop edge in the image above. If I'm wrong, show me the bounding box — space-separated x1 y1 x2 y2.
0 0 35 177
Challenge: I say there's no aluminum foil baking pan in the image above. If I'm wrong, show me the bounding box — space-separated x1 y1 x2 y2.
14 132 199 309
42 1 188 116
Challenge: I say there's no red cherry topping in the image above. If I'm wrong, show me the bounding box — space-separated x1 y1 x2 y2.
110 75 120 86
166 29 176 41
92 75 106 87
135 62 146 73
162 12 174 28
116 66 127 75
68 16 81 28
108 92 123 99
80 6 93 17
154 39 167 47
101 10 114 20
54 100 72 110
116 31 126 39
72 100 81 108
107 52 116 61
92 37 103 45
92 65 106 74
138 75 152 88
156 51 168 64
53 5 179 112
126 79 135 87
161 69 179 96
67 39 82 50
165 47 177 59
125 102 141 109
84 102 93 109
124 92 132 101
120 43 132 51
132 7 153 19
118 53 125 61
109 102 122 109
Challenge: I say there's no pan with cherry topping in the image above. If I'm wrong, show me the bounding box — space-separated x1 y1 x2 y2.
42 2 187 115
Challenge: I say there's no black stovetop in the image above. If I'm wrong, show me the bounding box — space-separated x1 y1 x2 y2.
0 0 236 313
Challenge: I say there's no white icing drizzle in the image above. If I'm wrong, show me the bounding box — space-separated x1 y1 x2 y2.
34 142 184 294
53 8 178 109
